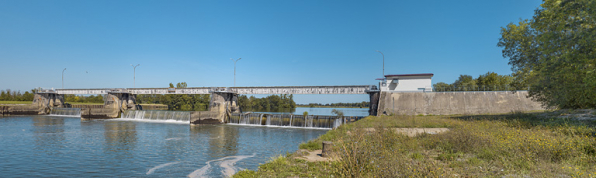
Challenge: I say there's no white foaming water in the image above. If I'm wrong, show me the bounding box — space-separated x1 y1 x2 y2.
146 161 180 175
49 108 81 117
229 113 352 129
165 137 182 141
121 110 190 123
187 153 256 178
113 118 189 124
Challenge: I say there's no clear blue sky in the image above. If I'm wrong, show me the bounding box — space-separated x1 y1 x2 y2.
0 0 541 104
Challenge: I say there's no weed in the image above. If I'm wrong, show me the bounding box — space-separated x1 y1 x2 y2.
236 113 596 177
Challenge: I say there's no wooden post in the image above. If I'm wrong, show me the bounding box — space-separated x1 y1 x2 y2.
322 141 333 157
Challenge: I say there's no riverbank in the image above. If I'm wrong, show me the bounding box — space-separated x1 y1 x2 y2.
234 111 596 177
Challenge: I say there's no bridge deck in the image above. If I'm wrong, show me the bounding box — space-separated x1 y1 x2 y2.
54 85 374 95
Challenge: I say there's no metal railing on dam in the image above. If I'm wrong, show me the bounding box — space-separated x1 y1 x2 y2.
53 85 376 95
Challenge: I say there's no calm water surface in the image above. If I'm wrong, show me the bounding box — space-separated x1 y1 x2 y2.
0 115 327 177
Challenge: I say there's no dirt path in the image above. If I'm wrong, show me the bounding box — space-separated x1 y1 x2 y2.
295 149 332 162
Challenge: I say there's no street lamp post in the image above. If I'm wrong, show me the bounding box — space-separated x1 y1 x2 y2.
376 50 385 77
131 64 140 88
230 58 241 87
62 68 66 89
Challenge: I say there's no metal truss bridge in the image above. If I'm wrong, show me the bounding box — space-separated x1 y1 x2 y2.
51 85 377 95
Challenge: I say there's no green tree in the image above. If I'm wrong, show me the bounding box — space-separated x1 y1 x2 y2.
453 75 476 91
498 0 596 109
476 72 514 90
433 82 452 92
332 109 344 118
176 82 188 88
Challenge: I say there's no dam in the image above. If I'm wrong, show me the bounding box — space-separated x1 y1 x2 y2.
0 73 546 125
1 82 544 126
0 76 546 177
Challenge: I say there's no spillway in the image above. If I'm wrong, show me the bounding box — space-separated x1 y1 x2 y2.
229 113 363 129
121 110 191 123
49 108 81 117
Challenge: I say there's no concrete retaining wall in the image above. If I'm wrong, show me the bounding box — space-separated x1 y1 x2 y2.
70 104 105 109
0 105 46 116
80 108 119 119
190 111 223 125
137 104 168 110
377 91 544 115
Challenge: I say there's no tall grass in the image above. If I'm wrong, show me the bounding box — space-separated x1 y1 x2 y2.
235 113 596 177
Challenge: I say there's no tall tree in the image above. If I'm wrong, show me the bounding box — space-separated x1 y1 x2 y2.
498 0 596 109
453 75 476 91
176 82 188 88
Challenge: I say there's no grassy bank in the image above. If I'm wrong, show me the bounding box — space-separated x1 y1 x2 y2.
234 112 596 177
0 101 32 105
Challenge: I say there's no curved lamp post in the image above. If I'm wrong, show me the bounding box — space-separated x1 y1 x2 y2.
376 50 384 77
62 68 67 89
231 58 241 87
131 64 140 88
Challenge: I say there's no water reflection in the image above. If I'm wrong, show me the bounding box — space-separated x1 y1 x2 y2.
103 121 137 159
32 116 65 155
161 128 188 162
190 125 239 157
3 116 328 177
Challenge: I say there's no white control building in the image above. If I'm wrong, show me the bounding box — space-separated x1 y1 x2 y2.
377 73 433 92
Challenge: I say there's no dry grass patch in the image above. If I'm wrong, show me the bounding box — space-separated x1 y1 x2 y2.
235 113 596 177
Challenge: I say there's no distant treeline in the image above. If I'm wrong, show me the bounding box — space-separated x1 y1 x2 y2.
135 82 210 111
237 94 296 111
64 95 104 103
433 72 520 91
0 89 36 101
298 102 370 108
137 94 210 111
0 89 105 103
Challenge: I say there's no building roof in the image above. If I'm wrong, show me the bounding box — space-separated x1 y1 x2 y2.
384 73 434 77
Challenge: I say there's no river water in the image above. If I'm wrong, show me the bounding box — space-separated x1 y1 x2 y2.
0 115 327 177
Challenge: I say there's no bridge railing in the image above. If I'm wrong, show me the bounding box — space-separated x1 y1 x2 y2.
433 84 528 92
50 85 378 95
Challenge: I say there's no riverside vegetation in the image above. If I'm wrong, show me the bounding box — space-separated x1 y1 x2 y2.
234 112 596 177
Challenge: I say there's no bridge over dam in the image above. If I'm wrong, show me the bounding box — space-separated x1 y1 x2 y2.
2 85 379 125
54 85 373 95
1 84 544 125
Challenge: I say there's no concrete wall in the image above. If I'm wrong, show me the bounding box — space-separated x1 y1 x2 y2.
190 92 240 125
190 111 223 125
33 93 64 109
0 105 46 116
377 91 544 115
105 92 136 111
137 104 168 110
80 108 119 119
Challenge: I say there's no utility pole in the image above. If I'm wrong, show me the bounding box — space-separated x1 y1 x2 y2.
62 68 66 89
231 58 241 87
131 64 140 88
376 50 385 77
